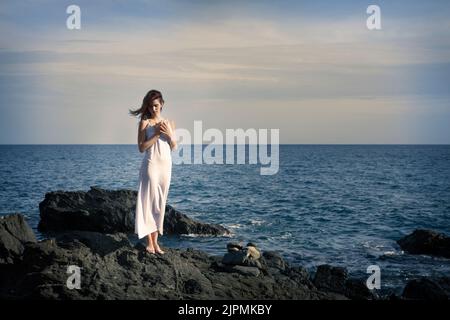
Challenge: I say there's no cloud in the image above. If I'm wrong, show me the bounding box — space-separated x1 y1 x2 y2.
1 0 450 143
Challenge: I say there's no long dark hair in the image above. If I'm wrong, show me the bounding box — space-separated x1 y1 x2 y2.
129 89 165 120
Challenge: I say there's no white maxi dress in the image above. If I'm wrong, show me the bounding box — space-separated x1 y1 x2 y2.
135 122 172 239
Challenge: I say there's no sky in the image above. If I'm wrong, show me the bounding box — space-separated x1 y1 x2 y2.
0 0 449 144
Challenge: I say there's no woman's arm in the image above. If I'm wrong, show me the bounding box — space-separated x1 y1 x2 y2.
168 120 178 151
137 120 160 153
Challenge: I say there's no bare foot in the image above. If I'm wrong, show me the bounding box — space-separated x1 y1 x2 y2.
146 246 155 254
154 244 165 254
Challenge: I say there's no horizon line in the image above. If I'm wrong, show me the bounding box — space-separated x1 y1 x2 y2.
1 143 450 146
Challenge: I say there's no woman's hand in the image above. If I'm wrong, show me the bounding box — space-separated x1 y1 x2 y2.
153 122 162 136
160 120 174 141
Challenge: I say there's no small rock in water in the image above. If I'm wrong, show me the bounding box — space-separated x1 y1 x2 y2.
397 229 450 259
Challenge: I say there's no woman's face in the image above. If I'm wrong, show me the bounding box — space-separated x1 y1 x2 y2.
148 99 163 117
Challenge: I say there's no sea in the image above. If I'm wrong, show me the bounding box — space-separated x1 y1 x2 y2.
1 144 449 295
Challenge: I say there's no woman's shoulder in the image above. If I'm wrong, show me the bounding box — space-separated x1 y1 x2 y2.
139 118 148 126
139 119 152 130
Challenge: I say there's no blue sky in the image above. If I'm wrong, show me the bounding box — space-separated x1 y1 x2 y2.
1 0 449 144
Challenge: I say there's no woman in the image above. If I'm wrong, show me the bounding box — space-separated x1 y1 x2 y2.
129 89 177 254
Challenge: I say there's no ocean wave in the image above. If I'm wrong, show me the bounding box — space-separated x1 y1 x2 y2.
224 223 244 229
249 219 266 226
180 232 233 238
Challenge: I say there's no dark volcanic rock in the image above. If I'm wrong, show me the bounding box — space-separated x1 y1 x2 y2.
163 205 229 236
1 213 348 300
0 214 37 264
221 242 263 269
38 186 230 236
54 231 131 257
227 242 243 252
402 278 449 300
397 229 450 259
38 187 135 233
222 250 248 265
312 264 378 300
213 263 261 277
313 265 348 294
261 251 287 272
345 278 378 300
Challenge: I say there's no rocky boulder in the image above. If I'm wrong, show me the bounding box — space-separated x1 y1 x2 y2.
397 229 450 259
214 242 264 277
38 186 230 236
0 214 37 264
164 205 229 236
313 264 348 294
402 278 449 300
313 264 377 300
222 242 262 267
